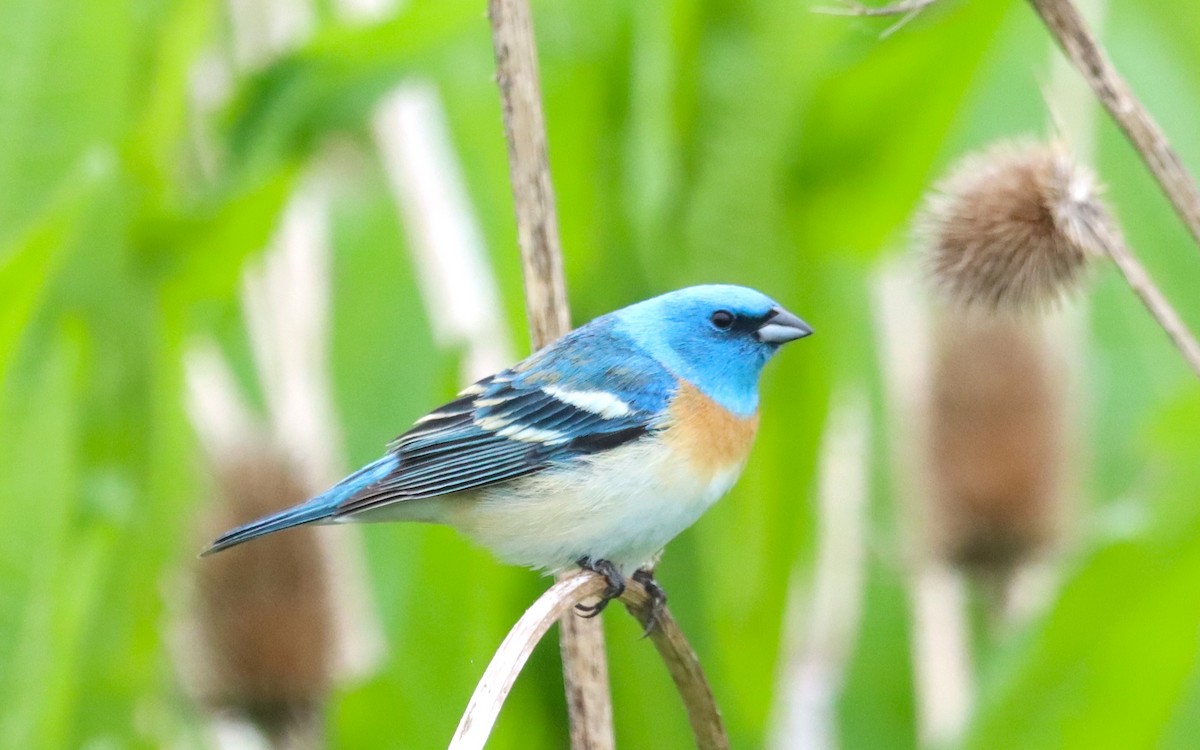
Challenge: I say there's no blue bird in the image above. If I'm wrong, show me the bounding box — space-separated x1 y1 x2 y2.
204 285 812 614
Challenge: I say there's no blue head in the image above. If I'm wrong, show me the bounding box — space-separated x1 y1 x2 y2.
609 285 812 416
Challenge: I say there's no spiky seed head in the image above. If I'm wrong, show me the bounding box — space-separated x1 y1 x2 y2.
918 140 1116 311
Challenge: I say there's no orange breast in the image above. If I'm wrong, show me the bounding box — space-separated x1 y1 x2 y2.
662 383 759 479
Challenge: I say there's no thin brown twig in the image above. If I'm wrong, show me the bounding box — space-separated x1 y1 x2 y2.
620 585 730 750
823 0 1200 376
825 0 1200 263
556 605 614 750
450 573 730 750
486 0 612 747
1028 0 1200 261
1091 225 1200 379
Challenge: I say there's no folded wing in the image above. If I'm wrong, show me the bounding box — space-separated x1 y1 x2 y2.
336 329 674 516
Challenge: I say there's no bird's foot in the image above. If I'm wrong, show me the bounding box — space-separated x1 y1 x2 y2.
575 557 625 618
631 568 668 636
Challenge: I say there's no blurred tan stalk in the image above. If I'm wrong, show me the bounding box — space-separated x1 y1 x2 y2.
338 0 515 384
873 261 975 747
768 391 870 750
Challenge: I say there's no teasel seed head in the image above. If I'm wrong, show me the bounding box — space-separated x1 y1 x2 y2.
918 140 1117 311
926 311 1067 577
196 446 336 744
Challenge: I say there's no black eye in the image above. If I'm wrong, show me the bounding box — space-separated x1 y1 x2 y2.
710 310 735 330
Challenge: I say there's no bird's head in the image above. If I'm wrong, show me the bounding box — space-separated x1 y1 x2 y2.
610 285 812 416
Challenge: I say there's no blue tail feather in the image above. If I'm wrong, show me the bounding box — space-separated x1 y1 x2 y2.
201 455 398 556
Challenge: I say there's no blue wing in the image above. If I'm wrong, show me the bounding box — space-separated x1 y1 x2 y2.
202 326 676 554
334 326 675 516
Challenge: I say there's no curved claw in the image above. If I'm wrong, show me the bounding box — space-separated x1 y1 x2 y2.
574 601 606 618
574 557 625 618
631 568 668 637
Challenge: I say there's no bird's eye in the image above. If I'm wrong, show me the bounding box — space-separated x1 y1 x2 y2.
710 310 735 330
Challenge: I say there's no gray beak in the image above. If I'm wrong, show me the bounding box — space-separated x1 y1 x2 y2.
755 306 813 344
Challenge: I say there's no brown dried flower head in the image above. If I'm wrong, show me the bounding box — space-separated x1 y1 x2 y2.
918 140 1116 311
196 447 336 739
926 312 1067 576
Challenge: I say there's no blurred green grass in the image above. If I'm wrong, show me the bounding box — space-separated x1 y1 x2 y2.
2 0 1200 747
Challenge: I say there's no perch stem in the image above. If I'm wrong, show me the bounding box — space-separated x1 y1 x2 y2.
450 573 730 750
488 0 572 347
620 584 730 750
487 0 613 747
450 575 607 749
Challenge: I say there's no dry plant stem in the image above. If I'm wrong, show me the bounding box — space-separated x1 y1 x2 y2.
827 0 1200 262
451 575 607 749
487 1 612 748
828 0 1200 378
1102 234 1200 379
450 573 730 750
488 0 572 346
556 606 614 750
1030 0 1200 257
619 586 730 750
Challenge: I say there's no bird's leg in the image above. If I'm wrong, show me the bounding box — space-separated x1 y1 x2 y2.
574 557 625 618
631 568 667 636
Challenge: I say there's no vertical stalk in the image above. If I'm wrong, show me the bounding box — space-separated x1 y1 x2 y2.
488 0 572 346
487 1 615 747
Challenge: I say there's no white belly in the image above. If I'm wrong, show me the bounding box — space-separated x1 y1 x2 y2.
439 437 744 574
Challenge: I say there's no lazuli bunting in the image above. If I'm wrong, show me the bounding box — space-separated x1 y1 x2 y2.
205 285 812 613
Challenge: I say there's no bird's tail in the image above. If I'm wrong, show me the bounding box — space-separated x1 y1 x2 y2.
201 455 399 556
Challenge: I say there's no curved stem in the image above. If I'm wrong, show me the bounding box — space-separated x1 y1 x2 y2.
619 584 730 750
450 575 607 749
451 573 730 750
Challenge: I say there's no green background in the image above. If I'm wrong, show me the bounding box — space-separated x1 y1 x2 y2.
3 0 1200 747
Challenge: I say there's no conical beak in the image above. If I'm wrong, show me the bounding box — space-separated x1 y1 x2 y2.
755 306 813 344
